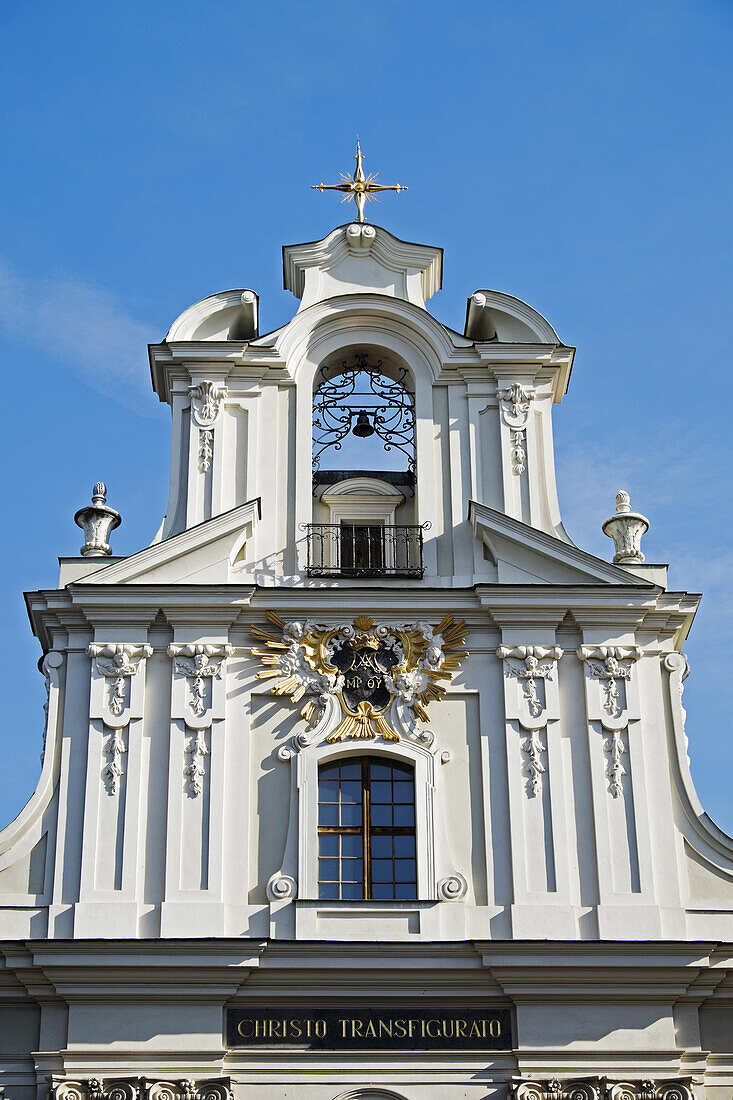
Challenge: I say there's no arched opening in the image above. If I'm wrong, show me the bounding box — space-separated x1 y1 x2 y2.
317 755 417 901
312 349 416 482
308 347 423 578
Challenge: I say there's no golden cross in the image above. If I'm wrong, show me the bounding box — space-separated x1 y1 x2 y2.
311 140 408 223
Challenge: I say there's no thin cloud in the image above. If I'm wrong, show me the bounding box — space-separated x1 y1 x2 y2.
0 258 162 414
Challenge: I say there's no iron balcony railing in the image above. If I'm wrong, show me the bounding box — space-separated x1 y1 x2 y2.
304 524 426 579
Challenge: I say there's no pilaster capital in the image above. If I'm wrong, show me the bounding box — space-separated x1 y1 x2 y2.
188 379 228 427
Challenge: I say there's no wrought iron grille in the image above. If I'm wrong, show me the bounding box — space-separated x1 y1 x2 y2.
312 353 416 481
304 524 425 578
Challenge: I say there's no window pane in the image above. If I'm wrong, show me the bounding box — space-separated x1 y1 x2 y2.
390 760 412 780
339 761 362 780
371 781 392 804
371 835 393 858
341 834 362 858
319 834 339 857
372 859 394 883
341 882 362 900
395 859 416 882
371 762 393 780
371 882 394 900
318 780 339 803
319 883 339 899
319 858 338 881
394 834 415 858
371 803 393 826
320 762 341 781
394 781 413 803
340 780 361 804
340 802 362 827
319 804 339 827
395 882 416 900
393 804 414 827
342 858 362 882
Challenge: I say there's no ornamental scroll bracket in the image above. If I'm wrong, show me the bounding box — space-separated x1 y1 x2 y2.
89 643 152 727
49 1079 140 1100
188 380 227 428
497 383 535 476
497 645 562 728
48 1079 234 1100
145 1080 233 1100
250 612 468 753
88 643 152 795
168 644 233 727
509 1079 693 1100
40 650 63 765
577 646 642 799
577 646 642 730
198 428 214 472
510 1079 602 1100
497 645 562 799
168 643 233 797
189 380 227 479
664 652 691 766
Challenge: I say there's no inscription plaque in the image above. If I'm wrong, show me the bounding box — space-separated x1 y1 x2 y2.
226 1007 512 1050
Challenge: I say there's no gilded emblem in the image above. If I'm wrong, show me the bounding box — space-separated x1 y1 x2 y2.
250 613 468 743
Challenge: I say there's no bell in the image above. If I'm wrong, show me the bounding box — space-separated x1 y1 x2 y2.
352 410 375 438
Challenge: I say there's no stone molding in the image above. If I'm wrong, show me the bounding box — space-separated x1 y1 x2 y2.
88 643 153 794
188 379 227 427
168 643 233 723
198 427 214 472
497 382 535 429
88 643 153 726
498 645 563 721
509 1079 693 1100
577 645 642 734
49 1079 233 1100
168 642 233 796
498 645 563 796
497 383 535 476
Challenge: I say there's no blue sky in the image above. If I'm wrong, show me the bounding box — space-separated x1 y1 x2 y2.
1 0 731 829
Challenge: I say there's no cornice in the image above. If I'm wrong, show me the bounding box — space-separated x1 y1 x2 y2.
24 581 700 656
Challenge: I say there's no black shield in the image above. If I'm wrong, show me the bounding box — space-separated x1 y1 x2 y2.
331 637 400 713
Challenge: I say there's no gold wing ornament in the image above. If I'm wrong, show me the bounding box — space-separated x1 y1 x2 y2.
250 612 468 744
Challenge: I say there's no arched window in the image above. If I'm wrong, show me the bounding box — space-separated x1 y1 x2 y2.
317 757 417 901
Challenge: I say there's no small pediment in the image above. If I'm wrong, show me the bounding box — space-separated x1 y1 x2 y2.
82 500 260 585
283 223 443 311
470 501 651 586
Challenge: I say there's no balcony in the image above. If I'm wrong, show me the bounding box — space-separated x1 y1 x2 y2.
304 524 425 579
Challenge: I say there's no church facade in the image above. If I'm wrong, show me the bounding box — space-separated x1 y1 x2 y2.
1 213 733 1100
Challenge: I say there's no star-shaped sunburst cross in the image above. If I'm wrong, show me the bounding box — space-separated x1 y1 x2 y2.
311 140 407 223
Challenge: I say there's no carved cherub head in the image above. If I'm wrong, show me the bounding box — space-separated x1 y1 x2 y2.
604 654 621 676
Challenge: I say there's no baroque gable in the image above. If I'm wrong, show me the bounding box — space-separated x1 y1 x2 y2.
2 205 732 1100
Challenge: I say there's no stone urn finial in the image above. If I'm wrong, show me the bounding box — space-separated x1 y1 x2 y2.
602 489 649 564
74 482 121 557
